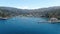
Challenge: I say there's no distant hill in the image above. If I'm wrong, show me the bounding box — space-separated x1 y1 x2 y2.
0 6 60 18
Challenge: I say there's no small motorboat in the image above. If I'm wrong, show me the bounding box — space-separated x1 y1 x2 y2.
38 17 60 24
0 17 8 20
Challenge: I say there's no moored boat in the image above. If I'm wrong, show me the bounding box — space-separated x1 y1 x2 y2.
0 17 8 20
1 18 8 20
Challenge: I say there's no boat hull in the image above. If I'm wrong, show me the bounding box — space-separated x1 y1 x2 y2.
0 18 8 20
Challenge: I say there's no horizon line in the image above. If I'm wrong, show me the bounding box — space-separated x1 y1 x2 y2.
0 6 60 9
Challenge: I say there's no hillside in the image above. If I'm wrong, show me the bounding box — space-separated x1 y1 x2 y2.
0 6 60 18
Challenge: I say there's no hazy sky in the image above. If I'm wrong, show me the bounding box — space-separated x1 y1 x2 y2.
0 0 60 9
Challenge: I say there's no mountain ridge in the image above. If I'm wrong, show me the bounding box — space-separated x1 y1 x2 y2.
0 6 60 18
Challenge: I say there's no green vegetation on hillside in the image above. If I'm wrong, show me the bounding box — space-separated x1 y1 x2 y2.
0 6 60 19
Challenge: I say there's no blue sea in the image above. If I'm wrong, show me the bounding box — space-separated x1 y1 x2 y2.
0 16 60 34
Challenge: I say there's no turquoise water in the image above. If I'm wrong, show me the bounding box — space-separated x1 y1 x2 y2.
0 16 60 34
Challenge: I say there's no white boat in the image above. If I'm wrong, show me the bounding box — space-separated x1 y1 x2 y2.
38 17 60 24
1 18 8 20
0 17 8 20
